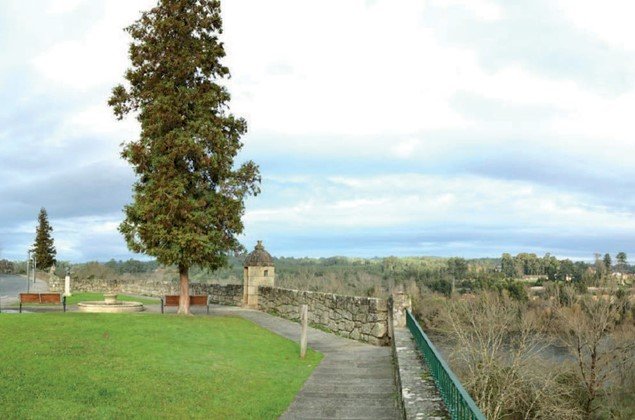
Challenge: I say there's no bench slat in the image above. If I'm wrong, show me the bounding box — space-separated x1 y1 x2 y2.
20 293 40 303
189 295 208 305
163 295 208 306
164 295 180 306
40 293 62 304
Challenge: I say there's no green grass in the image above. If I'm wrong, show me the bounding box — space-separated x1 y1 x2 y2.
0 313 322 419
64 292 160 306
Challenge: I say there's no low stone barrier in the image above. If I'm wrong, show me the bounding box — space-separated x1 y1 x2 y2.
47 276 391 345
258 286 390 346
193 283 243 306
48 277 243 306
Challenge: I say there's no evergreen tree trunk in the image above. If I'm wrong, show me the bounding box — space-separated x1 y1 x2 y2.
178 265 190 315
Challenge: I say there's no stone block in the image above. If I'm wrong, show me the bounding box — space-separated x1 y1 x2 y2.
371 322 387 338
350 329 361 341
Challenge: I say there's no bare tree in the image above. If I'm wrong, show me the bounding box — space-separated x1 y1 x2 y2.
442 292 583 419
558 292 634 417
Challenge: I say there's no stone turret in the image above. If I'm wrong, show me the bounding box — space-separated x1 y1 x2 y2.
243 241 275 308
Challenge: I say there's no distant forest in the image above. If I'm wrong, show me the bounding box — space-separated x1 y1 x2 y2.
3 251 632 299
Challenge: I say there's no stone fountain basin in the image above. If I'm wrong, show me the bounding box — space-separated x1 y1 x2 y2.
77 300 144 313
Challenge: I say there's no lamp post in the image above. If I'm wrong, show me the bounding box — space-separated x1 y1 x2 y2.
33 255 37 283
26 251 31 293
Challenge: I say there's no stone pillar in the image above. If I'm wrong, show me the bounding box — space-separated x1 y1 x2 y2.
391 286 411 328
64 267 72 297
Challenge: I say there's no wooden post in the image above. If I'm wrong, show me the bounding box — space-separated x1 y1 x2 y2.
300 304 308 359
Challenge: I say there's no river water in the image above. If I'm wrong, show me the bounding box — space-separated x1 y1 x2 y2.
426 331 574 365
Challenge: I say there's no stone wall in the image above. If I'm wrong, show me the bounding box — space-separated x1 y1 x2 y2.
48 277 243 306
258 286 390 346
194 284 243 306
47 276 391 345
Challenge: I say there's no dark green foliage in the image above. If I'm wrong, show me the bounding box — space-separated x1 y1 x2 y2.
429 275 454 297
603 253 612 272
556 259 575 282
501 253 515 278
446 257 468 280
103 258 159 274
504 280 528 301
109 0 260 273
543 253 560 280
32 207 56 269
616 252 628 273
0 259 14 274
573 279 588 294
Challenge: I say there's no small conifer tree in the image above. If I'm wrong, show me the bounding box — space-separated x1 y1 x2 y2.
33 207 56 270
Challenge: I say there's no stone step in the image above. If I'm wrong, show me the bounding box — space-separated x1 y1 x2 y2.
282 404 398 420
309 371 394 380
314 365 394 375
297 391 397 401
303 383 394 396
302 376 396 386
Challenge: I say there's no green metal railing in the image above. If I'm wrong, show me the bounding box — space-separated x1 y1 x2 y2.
406 309 486 420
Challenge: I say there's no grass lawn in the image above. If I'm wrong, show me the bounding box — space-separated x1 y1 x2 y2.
64 292 161 306
0 313 322 419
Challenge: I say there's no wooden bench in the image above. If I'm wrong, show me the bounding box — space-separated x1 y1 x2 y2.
19 293 66 313
161 295 209 314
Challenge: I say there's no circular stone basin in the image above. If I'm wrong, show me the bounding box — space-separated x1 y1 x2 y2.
77 300 144 313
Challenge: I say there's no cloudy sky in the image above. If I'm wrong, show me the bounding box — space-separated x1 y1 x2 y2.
1 0 635 262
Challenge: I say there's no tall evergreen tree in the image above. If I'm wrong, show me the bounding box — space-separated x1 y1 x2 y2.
109 0 260 314
32 207 56 269
500 253 515 278
616 252 628 274
603 253 612 273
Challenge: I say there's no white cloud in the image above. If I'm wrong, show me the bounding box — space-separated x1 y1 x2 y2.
58 103 139 145
428 0 503 21
223 0 470 138
32 1 154 90
391 139 421 159
47 0 85 15
51 215 127 260
556 0 635 51
220 1 635 174
246 174 635 235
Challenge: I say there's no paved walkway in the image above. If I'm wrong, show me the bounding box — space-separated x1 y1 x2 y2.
210 305 400 419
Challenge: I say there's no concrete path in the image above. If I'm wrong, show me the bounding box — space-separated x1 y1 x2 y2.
209 305 400 419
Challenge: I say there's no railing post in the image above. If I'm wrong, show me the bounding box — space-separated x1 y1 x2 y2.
300 304 308 359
